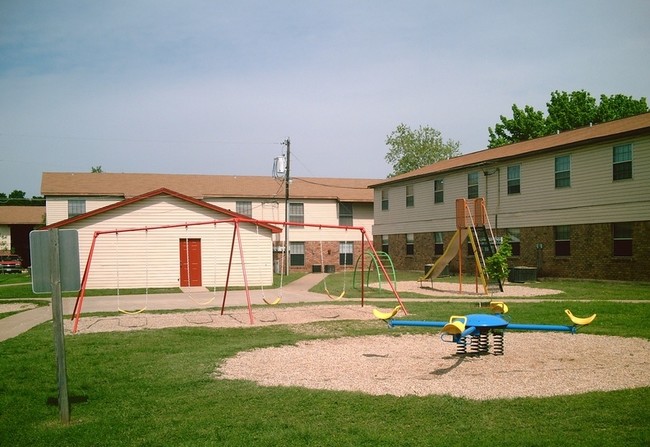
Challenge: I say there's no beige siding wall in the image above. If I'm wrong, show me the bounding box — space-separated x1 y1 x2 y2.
62 196 272 289
492 136 650 227
45 197 121 225
374 135 650 235
206 198 373 244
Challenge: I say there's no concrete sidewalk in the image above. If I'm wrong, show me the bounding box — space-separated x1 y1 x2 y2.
0 273 333 342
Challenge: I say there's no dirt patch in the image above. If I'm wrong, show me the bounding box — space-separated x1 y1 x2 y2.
65 305 375 334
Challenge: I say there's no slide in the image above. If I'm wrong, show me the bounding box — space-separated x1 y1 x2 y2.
418 228 468 282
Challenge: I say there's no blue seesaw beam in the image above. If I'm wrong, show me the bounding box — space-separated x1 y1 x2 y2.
387 315 578 334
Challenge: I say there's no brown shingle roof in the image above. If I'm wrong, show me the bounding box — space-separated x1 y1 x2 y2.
0 206 45 225
370 112 650 187
41 173 378 202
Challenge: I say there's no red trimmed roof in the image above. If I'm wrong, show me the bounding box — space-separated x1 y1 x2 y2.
44 188 282 233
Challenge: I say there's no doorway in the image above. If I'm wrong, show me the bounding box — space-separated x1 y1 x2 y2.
179 238 202 287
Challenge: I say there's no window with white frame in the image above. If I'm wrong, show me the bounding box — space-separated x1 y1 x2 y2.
406 233 414 256
381 235 389 253
290 242 305 266
68 199 86 218
381 190 389 211
507 165 521 195
506 228 521 256
338 202 353 226
434 179 444 204
554 155 571 188
467 172 479 199
339 241 354 265
434 232 444 256
289 202 304 228
236 201 252 217
612 222 633 257
613 144 632 181
406 185 414 207
554 225 571 256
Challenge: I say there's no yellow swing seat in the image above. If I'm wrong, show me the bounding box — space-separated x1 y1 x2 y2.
372 306 401 321
263 297 282 306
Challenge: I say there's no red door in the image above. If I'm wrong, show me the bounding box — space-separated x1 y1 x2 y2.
179 238 202 287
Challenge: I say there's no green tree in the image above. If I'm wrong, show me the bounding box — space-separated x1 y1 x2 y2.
385 124 461 177
595 94 648 122
488 90 649 148
488 105 547 148
8 190 26 199
91 166 103 173
546 90 597 133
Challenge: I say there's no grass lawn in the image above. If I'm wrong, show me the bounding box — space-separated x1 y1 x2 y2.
1 274 649 446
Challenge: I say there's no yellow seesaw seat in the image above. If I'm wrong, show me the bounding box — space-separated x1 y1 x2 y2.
372 306 401 321
441 316 467 335
565 309 596 326
489 301 509 314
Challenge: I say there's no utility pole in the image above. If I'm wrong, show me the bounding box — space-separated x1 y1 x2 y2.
282 138 290 276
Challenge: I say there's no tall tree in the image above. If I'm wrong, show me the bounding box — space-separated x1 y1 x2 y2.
546 90 597 133
8 190 26 199
385 124 461 177
595 94 648 122
488 90 649 148
488 105 547 148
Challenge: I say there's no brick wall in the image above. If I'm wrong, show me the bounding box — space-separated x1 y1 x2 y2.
375 221 650 281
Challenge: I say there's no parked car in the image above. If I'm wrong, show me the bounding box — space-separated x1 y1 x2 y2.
0 255 23 274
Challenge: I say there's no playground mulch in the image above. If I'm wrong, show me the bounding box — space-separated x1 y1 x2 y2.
216 332 650 400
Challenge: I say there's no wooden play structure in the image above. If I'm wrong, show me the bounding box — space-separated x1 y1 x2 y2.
418 198 503 295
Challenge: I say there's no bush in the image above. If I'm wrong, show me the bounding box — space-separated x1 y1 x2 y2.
485 236 512 283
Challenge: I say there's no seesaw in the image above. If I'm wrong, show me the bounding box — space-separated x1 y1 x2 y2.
374 301 596 356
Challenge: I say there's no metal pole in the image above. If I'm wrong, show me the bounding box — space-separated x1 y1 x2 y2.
49 228 70 424
283 138 290 276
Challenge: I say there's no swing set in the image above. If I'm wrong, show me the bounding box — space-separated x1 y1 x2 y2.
71 218 408 333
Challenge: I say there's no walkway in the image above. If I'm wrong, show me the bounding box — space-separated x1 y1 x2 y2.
0 273 332 342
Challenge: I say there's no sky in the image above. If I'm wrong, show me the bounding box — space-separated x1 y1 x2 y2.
1 1 649 198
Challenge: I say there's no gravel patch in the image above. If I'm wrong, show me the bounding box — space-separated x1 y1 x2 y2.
215 332 650 400
0 303 37 314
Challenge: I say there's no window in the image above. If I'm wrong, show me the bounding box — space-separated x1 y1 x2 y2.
613 144 632 180
406 233 414 256
506 228 521 256
236 201 252 217
339 242 354 266
612 222 633 257
406 185 414 207
507 165 520 194
381 190 389 211
555 155 571 188
554 225 571 256
381 235 389 253
288 203 304 228
289 242 305 266
68 199 86 218
467 172 479 199
338 203 353 226
434 232 444 256
434 179 444 204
